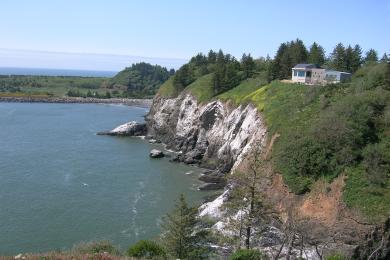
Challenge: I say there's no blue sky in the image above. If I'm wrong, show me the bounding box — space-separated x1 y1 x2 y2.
0 0 389 71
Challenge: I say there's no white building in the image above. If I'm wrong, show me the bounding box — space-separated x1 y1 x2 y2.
291 64 351 85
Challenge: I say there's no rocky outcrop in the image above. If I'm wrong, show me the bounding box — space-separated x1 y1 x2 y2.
97 121 147 136
149 149 165 158
146 94 267 174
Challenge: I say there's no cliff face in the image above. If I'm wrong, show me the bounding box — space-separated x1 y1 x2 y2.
145 92 382 259
146 93 267 174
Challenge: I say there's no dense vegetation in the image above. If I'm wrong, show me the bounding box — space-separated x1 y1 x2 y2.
107 62 174 97
0 75 107 97
162 50 258 98
0 62 173 99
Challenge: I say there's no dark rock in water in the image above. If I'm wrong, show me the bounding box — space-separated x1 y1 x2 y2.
199 170 226 184
97 121 147 136
198 182 225 191
199 175 226 184
150 149 164 158
169 154 181 163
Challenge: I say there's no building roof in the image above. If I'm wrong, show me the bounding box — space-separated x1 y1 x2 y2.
293 64 319 69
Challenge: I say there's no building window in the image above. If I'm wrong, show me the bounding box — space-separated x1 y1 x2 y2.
297 71 305 77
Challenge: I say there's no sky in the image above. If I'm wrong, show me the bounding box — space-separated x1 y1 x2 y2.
0 0 389 71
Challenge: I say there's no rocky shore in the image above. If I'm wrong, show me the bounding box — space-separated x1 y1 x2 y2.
0 96 152 107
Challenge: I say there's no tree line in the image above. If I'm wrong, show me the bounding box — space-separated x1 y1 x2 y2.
171 39 388 97
271 39 388 79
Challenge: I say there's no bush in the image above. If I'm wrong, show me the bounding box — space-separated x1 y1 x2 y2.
229 249 266 260
325 253 345 260
73 241 120 255
127 240 166 259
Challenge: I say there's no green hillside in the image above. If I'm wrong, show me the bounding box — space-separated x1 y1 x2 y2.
158 52 390 222
108 62 174 97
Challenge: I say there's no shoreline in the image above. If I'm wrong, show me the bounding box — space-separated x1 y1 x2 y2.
0 96 153 107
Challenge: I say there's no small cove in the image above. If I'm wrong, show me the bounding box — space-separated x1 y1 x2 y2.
0 102 211 255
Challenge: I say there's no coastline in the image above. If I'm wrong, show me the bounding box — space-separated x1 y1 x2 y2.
0 96 153 108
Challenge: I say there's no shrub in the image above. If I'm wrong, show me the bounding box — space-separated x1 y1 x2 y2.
229 249 266 260
127 240 166 259
73 241 120 255
325 253 346 260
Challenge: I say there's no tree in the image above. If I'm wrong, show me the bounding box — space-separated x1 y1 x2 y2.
207 50 217 64
241 53 256 79
225 140 271 250
365 49 379 63
381 53 389 63
330 43 346 71
161 194 209 259
345 45 354 73
385 61 390 90
271 42 289 79
308 42 325 66
351 44 363 73
289 39 308 65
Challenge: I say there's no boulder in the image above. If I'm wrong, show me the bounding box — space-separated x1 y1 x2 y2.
150 149 164 158
97 121 147 136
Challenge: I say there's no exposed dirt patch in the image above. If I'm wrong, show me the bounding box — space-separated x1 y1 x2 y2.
298 176 345 225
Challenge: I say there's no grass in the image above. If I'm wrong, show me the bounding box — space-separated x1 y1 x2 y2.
157 76 176 98
343 167 390 223
183 73 214 103
218 77 267 106
0 75 110 98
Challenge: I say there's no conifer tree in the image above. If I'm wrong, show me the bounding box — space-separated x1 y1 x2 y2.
385 61 390 91
345 45 354 72
241 53 256 79
161 194 209 259
381 53 389 63
308 42 325 66
289 39 308 65
330 43 346 71
351 44 363 72
365 49 379 63
224 141 271 250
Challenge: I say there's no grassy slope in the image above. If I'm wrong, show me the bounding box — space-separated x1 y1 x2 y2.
157 67 390 222
158 74 215 103
184 73 214 103
157 76 176 98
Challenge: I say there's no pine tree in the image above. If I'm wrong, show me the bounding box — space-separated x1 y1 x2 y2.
351 44 363 73
365 49 379 63
345 45 354 73
241 53 256 79
161 194 209 259
207 50 217 64
224 140 271 250
289 39 308 65
330 43 346 71
380 53 389 63
308 42 325 66
271 42 288 80
385 61 390 91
